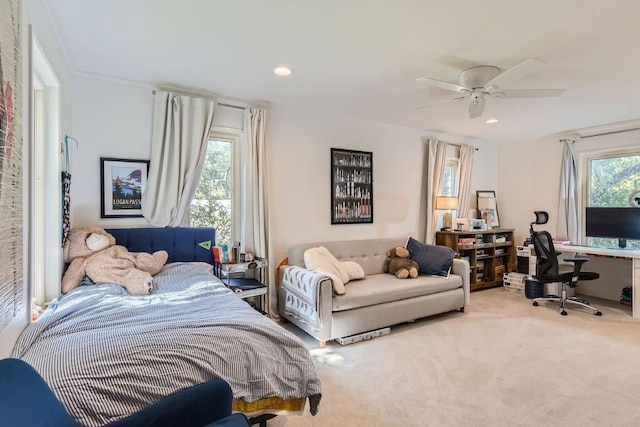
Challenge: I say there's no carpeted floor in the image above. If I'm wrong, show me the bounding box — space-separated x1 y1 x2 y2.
271 288 640 426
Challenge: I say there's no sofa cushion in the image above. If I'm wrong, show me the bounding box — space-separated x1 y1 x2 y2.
288 238 407 275
406 237 454 277
332 273 462 312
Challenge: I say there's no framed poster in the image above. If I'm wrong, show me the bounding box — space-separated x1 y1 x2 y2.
331 148 373 224
476 190 500 228
100 157 149 218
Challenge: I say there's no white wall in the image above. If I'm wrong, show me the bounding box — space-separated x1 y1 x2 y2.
70 76 153 228
27 0 74 302
498 133 566 246
267 110 424 263
267 108 499 264
499 127 640 246
69 78 250 228
498 128 640 301
66 78 500 267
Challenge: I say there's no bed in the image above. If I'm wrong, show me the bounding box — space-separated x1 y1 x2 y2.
11 227 321 426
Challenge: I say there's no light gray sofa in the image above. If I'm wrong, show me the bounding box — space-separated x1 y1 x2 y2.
278 237 470 346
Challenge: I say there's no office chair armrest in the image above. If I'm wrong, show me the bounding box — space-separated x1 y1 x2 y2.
562 256 589 264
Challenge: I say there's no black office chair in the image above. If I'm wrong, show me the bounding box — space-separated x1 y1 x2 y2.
529 211 602 316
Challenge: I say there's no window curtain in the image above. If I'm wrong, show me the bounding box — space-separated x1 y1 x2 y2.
239 108 273 315
142 91 216 226
557 140 578 242
424 138 448 244
457 144 475 220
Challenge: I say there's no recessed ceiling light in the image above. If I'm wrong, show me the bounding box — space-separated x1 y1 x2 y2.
274 66 293 76
485 118 499 124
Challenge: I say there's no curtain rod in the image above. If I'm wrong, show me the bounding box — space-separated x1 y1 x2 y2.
578 126 640 140
151 89 247 110
218 102 246 111
447 142 479 151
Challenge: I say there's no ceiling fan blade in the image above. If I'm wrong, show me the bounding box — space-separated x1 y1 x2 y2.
416 76 468 93
468 98 485 119
453 93 471 101
498 89 565 98
483 58 547 89
405 97 455 111
406 91 472 111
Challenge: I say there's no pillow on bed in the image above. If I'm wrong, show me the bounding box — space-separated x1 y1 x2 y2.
190 262 214 274
405 237 454 277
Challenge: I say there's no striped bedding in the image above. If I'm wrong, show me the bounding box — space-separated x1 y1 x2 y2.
11 263 322 426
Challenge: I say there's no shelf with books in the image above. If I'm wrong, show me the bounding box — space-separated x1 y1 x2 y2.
213 258 268 312
436 228 515 292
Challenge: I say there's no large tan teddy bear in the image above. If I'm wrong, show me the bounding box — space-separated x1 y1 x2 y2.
61 226 168 295
383 246 419 279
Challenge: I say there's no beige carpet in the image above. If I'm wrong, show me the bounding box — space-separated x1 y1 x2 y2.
272 288 640 426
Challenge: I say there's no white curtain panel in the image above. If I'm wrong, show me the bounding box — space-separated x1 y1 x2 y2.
424 138 448 244
240 108 273 315
142 91 215 226
557 140 578 242
457 144 475 220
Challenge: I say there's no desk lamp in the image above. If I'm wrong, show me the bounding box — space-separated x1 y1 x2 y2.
436 196 458 231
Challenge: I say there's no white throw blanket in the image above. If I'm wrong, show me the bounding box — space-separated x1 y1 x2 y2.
303 246 364 295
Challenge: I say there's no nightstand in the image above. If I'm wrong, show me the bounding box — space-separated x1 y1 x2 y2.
213 258 268 312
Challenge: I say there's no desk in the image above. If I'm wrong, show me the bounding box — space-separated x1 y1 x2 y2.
555 245 640 318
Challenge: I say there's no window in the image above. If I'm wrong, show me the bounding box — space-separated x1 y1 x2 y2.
585 151 640 249
189 134 239 245
441 159 459 197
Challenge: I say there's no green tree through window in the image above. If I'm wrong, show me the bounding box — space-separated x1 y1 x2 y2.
588 153 640 249
190 139 233 244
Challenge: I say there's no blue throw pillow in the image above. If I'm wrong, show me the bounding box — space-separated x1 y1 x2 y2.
405 237 454 277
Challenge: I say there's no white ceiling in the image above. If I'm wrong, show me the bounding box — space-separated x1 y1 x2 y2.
44 0 640 142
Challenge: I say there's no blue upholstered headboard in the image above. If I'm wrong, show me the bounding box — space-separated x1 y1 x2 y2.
105 227 216 264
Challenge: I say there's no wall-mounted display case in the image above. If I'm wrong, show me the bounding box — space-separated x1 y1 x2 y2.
331 148 373 224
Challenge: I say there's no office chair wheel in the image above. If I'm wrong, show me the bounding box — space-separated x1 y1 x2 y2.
561 310 567 316
595 311 603 316
532 301 539 306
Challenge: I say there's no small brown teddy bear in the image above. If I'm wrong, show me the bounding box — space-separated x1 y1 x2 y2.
61 226 168 295
383 246 419 279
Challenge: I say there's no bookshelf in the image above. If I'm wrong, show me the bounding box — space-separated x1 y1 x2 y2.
436 228 515 292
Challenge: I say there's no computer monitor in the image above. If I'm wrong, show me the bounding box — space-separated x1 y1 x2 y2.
585 207 640 248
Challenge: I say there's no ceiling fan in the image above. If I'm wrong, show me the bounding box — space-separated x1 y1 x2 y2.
410 58 565 119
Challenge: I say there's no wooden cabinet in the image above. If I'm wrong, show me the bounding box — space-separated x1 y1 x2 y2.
436 229 515 292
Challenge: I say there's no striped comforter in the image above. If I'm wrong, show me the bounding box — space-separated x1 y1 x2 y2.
12 263 322 426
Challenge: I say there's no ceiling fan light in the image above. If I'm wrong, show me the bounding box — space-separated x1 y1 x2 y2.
485 118 499 124
274 66 293 76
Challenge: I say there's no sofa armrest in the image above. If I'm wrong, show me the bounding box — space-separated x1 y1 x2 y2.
451 258 470 306
279 265 334 342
